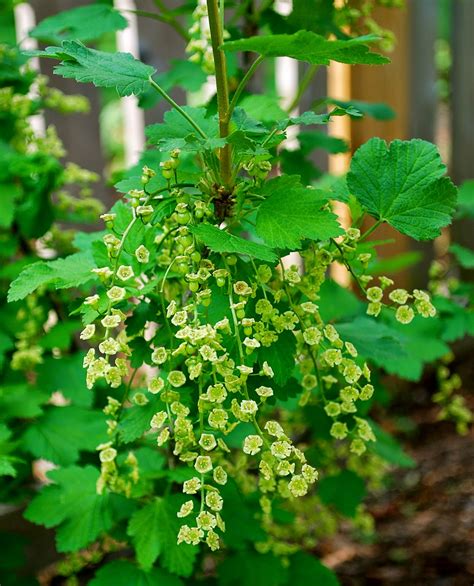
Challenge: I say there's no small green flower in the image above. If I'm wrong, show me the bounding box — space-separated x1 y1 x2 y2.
80 324 95 340
196 511 217 530
243 434 263 455
366 286 383 303
255 385 273 398
270 440 292 459
213 465 228 485
135 244 150 263
150 411 167 429
330 421 348 440
303 327 322 346
106 286 126 302
148 377 165 394
151 347 168 365
183 477 201 494
205 491 223 511
389 288 410 304
199 433 217 451
177 500 194 518
395 305 415 324
288 474 308 497
324 402 341 418
194 455 213 474
359 384 374 401
116 265 134 281
168 370 186 387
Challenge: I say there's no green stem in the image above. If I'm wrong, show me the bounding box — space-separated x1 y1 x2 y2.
359 219 383 242
228 55 265 120
148 77 208 139
330 238 366 294
128 9 189 40
286 64 319 114
206 0 232 188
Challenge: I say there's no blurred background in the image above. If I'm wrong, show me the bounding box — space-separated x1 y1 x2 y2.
0 1 472 584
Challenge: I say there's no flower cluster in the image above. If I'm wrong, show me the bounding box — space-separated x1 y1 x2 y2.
77 157 443 552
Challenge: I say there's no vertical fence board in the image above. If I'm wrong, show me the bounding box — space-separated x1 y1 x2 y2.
29 0 112 206
451 0 474 253
409 0 438 283
350 4 413 287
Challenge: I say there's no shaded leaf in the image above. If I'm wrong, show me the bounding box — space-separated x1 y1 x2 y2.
191 224 278 262
21 406 107 465
30 4 127 43
89 560 183 586
223 32 389 65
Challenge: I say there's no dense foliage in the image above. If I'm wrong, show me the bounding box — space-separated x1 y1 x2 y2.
1 1 472 585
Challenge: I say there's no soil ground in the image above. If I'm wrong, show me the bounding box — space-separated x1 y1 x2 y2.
321 370 474 586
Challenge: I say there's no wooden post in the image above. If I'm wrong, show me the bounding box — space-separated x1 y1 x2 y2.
409 0 438 282
29 0 112 206
350 3 412 287
451 0 474 253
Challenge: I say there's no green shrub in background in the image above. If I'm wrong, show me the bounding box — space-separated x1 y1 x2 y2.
1 1 472 584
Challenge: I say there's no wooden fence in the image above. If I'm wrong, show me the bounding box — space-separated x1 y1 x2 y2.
14 0 474 284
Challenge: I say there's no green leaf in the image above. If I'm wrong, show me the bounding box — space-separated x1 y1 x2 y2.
369 421 415 468
382 315 450 381
218 551 288 586
456 179 474 218
255 176 343 249
89 560 183 586
318 469 366 517
191 224 278 263
450 243 474 269
38 321 81 351
146 106 218 151
335 316 407 366
118 396 164 444
223 32 389 65
8 251 96 302
128 496 197 577
128 500 164 570
21 406 107 465
239 95 287 123
329 99 395 120
0 384 48 419
32 40 155 97
30 4 127 43
347 138 457 240
299 131 349 155
25 466 130 552
258 331 296 386
0 183 21 229
0 456 18 477
36 355 91 407
288 552 340 586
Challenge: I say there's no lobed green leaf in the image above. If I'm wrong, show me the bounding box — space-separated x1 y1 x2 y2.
255 175 343 249
29 4 127 43
191 224 278 263
223 31 389 65
347 138 457 240
29 40 155 97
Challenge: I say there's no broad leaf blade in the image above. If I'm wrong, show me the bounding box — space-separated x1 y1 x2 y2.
347 138 457 240
30 5 127 43
191 224 278 262
255 175 343 249
31 40 155 97
223 32 389 65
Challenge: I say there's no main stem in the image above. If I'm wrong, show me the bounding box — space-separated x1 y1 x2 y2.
207 0 232 190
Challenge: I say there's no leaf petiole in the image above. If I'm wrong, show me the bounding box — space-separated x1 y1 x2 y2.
148 77 209 140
